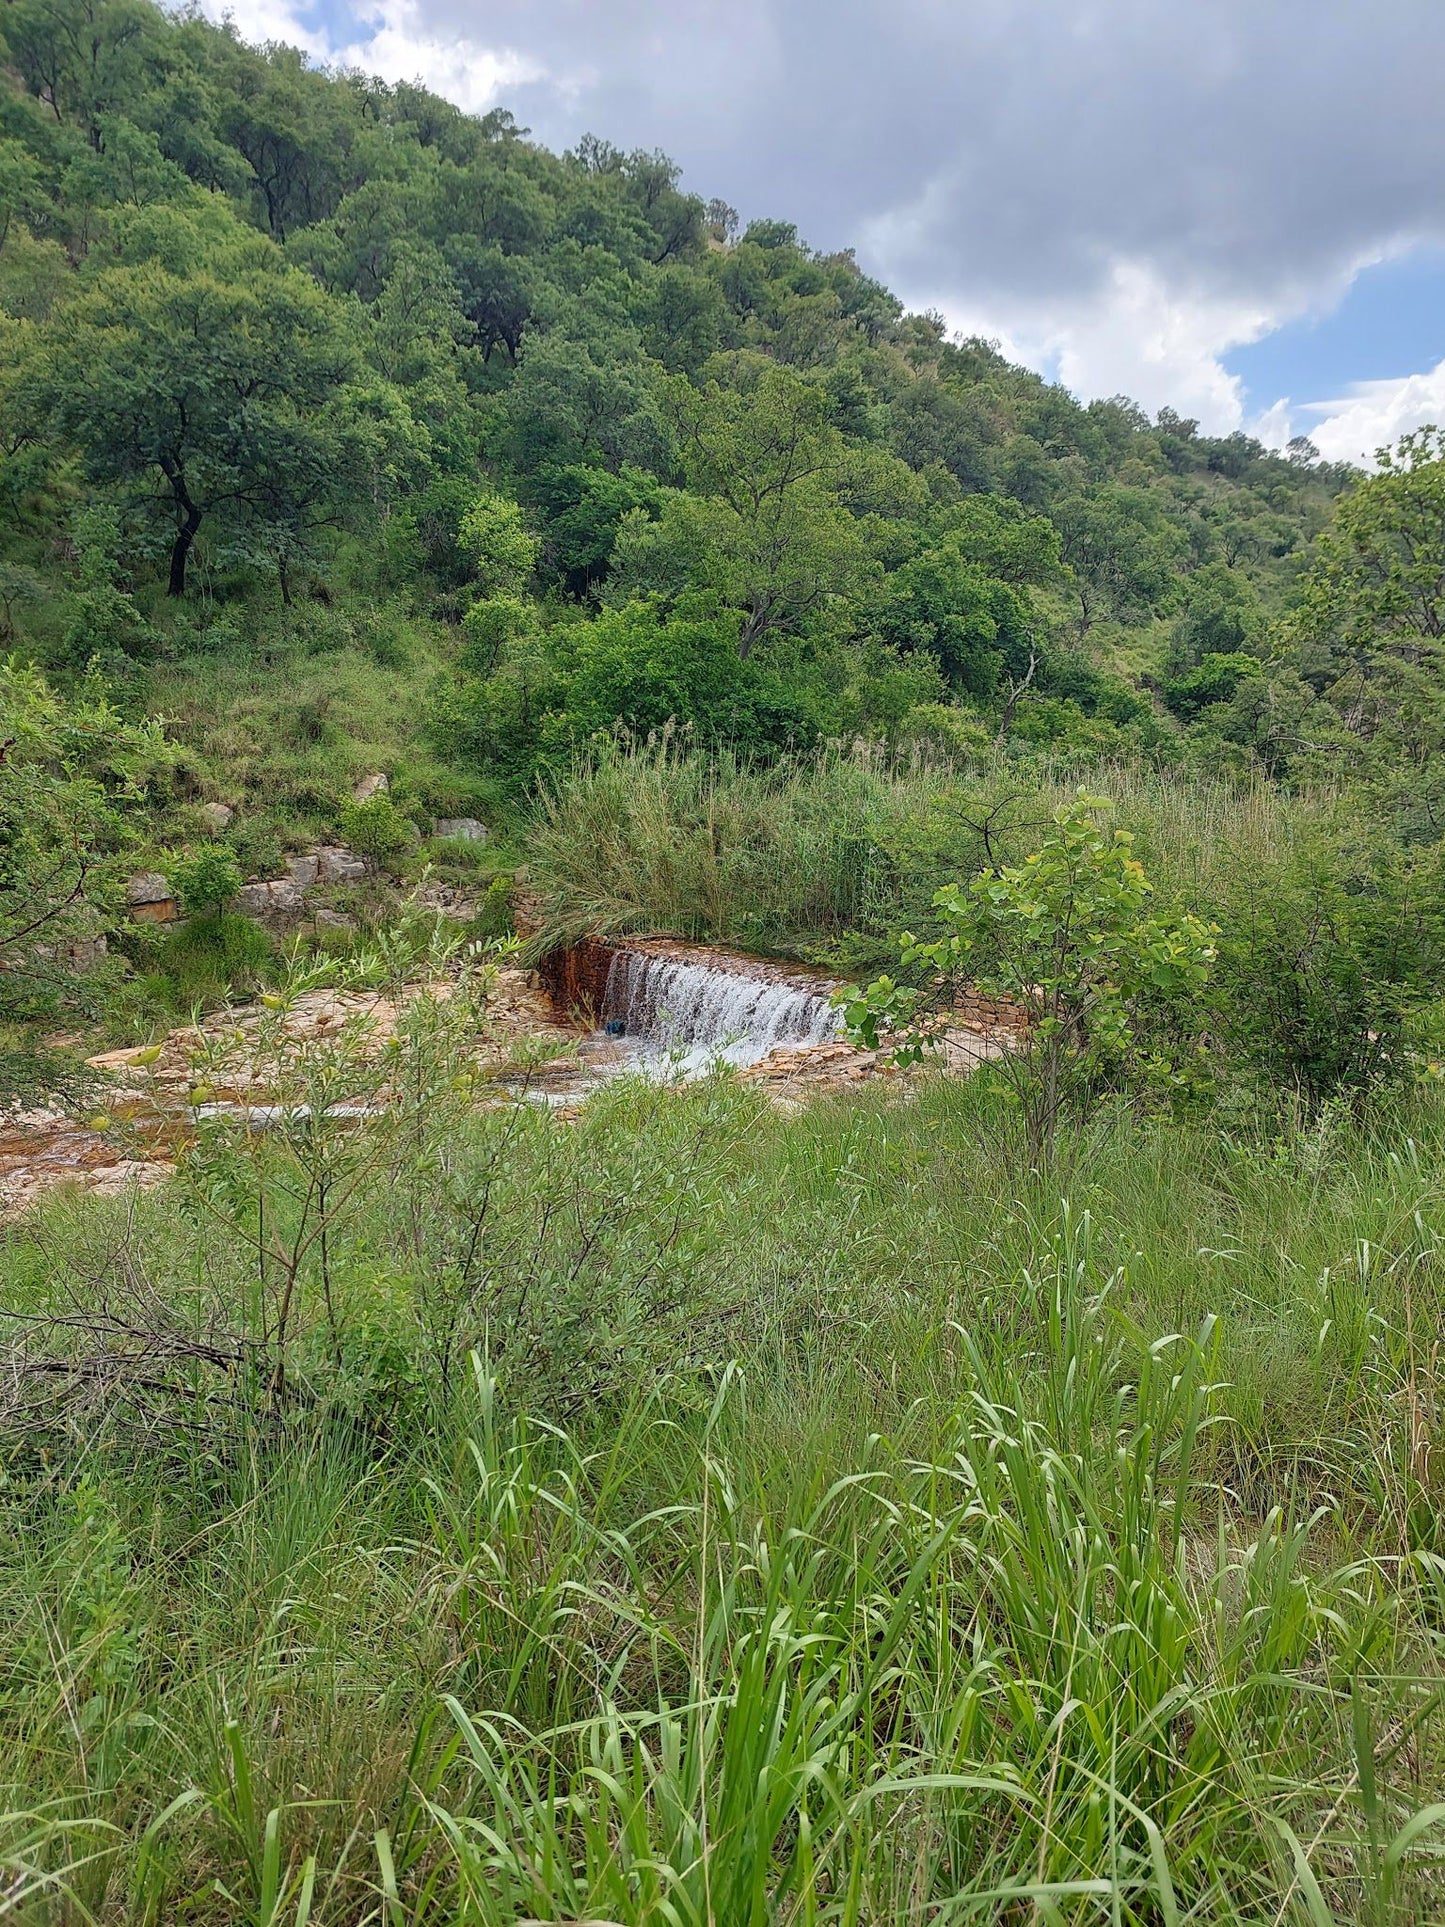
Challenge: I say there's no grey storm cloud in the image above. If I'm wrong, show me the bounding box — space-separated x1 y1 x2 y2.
406 0 1445 316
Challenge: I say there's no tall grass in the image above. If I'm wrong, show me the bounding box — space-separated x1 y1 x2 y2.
526 743 902 955
3 1076 1445 1919
525 741 1344 968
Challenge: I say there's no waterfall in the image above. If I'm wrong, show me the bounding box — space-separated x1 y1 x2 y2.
600 948 844 1074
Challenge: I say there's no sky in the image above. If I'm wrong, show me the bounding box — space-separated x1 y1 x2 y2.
205 0 1445 464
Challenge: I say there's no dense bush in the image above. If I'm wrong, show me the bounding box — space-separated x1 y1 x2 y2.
168 844 242 918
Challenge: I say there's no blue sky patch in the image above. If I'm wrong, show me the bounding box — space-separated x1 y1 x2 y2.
1227 245 1445 418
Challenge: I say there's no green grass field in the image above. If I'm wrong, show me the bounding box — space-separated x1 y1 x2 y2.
4 1069 1445 1922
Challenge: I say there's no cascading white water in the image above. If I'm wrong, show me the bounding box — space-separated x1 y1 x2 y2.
600 948 844 1075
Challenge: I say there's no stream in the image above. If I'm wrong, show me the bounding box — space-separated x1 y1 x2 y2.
594 944 845 1076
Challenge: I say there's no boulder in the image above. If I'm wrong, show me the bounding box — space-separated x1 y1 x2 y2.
125 871 171 906
352 771 389 803
235 878 306 920
199 802 234 833
231 846 362 923
316 845 365 883
434 816 488 843
125 872 179 923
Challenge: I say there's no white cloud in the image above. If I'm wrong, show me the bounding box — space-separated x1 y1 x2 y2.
199 0 328 57
1245 397 1295 451
1307 361 1445 465
913 258 1280 436
200 1 541 116
331 1 543 116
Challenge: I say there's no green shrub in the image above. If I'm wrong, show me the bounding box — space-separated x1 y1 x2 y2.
143 911 273 1012
339 794 417 873
1211 826 1445 1103
847 793 1216 1157
167 846 242 918
1164 649 1264 719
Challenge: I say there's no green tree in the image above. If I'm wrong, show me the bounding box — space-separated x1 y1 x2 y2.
59 502 150 663
4 0 170 146
845 796 1215 1159
875 539 1033 699
169 843 241 918
365 240 468 392
529 461 662 595
40 225 365 594
1052 487 1184 634
1163 651 1263 721
458 488 540 599
544 600 813 752
1301 427 1445 653
0 661 168 1095
0 312 56 527
0 136 50 251
215 41 355 241
943 494 1064 587
499 330 668 475
1293 428 1445 772
340 793 416 873
647 355 867 653
1166 560 1265 671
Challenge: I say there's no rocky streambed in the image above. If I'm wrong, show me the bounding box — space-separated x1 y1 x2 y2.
1 941 1011 1217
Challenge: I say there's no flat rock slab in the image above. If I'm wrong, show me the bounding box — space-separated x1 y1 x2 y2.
3 961 1005 1217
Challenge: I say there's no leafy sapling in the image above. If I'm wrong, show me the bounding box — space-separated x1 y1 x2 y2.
843 794 1217 1160
169 845 242 920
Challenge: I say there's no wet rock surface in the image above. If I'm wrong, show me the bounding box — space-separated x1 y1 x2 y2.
0 1109 175 1220
1 946 1008 1216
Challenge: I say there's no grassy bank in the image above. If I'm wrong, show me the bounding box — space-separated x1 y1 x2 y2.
526 742 1324 963
4 1072 1445 1920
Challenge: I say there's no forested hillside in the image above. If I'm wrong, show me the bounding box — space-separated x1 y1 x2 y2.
0 0 1376 810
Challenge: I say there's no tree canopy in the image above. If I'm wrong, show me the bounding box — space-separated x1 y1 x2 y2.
0 0 1412 799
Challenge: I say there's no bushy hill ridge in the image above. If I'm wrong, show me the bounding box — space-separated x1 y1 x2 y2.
0 0 1363 824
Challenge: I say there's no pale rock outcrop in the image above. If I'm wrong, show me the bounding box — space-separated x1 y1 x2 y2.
125 873 179 923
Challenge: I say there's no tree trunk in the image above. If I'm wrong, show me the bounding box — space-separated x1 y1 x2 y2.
168 500 202 597
738 607 765 659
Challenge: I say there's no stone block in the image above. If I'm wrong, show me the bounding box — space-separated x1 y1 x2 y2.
352 771 389 803
285 853 320 889
235 878 306 920
199 802 234 833
316 845 365 883
434 817 488 842
125 871 172 906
